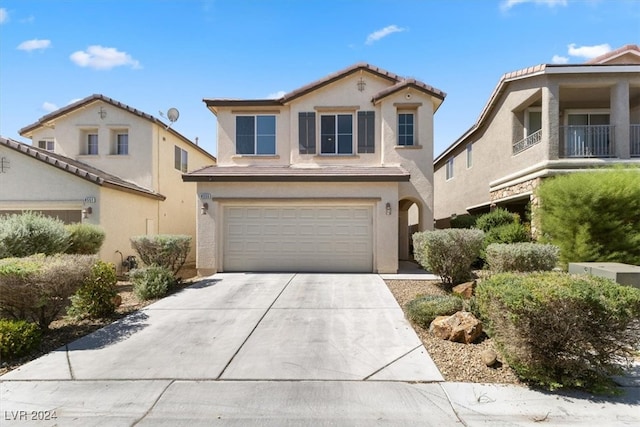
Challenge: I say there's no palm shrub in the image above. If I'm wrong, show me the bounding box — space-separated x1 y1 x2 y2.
535 167 640 266
0 319 42 360
65 223 106 255
413 229 484 288
486 243 559 272
405 295 463 328
0 254 96 329
476 272 640 393
130 235 191 275
68 261 118 319
130 265 175 300
0 212 70 258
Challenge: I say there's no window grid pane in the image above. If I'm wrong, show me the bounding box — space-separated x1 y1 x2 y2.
87 134 98 155
398 113 414 146
299 112 316 154
256 116 276 155
174 146 181 170
117 134 128 155
321 114 352 154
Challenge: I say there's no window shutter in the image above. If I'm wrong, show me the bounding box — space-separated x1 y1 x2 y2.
357 111 375 153
298 112 316 154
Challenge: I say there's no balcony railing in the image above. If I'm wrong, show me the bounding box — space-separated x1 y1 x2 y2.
560 125 615 158
512 129 542 155
631 125 640 157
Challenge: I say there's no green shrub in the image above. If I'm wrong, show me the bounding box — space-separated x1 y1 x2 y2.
413 229 484 288
65 223 106 255
0 254 96 329
130 265 175 300
450 214 478 229
130 235 191 275
0 319 42 360
476 272 640 393
405 295 464 328
486 243 559 272
535 167 640 266
475 208 517 232
67 261 118 319
484 221 531 246
0 212 70 258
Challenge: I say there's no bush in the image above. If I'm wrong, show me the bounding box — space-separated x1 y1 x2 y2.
413 229 484 288
0 319 42 361
486 243 559 273
483 221 531 246
65 223 106 255
130 235 191 275
450 214 478 229
535 167 640 266
405 295 463 328
67 261 118 319
0 254 96 328
130 265 175 300
475 208 517 232
476 272 640 393
0 212 70 258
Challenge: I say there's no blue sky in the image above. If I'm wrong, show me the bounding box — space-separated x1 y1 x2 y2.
1 0 638 158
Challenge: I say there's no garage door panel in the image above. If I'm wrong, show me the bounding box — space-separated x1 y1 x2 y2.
223 205 372 272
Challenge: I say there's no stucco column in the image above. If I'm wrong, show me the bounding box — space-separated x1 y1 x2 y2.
612 80 630 159
196 195 217 276
398 209 409 260
542 81 560 160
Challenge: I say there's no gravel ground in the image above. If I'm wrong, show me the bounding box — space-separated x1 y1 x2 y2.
385 279 523 385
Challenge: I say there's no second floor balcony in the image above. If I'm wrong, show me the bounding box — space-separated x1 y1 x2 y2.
560 125 615 158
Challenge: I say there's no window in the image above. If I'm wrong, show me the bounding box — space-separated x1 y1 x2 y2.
357 111 375 153
526 109 542 136
398 113 414 146
321 114 352 154
116 133 128 155
87 133 98 155
174 146 188 172
298 112 316 154
466 143 473 168
236 115 276 155
38 140 55 152
446 157 454 180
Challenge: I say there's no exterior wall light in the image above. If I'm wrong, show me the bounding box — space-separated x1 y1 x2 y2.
385 202 392 215
82 206 93 219
201 202 209 215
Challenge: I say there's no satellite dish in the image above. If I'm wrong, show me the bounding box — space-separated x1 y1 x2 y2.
167 108 179 123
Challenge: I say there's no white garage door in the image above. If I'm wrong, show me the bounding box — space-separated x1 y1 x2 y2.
223 205 373 272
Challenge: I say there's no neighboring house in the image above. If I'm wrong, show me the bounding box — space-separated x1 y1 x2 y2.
434 44 640 227
184 63 446 274
0 94 216 273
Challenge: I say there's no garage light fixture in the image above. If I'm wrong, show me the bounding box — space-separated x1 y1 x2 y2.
82 206 92 219
385 202 392 215
201 202 209 215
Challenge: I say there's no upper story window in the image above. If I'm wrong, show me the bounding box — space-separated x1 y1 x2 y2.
236 115 276 155
398 112 414 146
38 139 55 152
466 143 473 169
298 112 316 154
526 109 542 136
87 133 99 155
321 114 352 155
357 111 375 153
174 146 188 172
446 157 454 180
116 133 129 155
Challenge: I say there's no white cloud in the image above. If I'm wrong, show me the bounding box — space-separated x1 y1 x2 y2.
567 43 611 59
17 39 51 52
365 25 406 45
42 102 58 112
68 98 82 105
267 90 287 99
70 45 141 70
552 54 569 64
501 0 567 11
0 8 7 24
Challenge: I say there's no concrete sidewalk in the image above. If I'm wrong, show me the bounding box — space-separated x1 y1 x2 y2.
1 272 639 426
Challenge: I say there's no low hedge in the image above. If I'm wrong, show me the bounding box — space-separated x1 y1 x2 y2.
68 260 118 319
130 265 175 300
0 319 42 360
405 295 463 328
130 235 191 275
485 243 559 272
476 272 640 393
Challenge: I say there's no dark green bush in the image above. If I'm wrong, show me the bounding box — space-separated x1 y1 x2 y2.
406 295 463 328
65 223 106 255
0 319 42 360
484 221 531 246
475 208 517 232
0 212 70 258
486 243 559 272
68 261 118 319
0 254 96 329
535 167 640 266
476 272 640 393
450 214 478 229
130 265 175 300
413 229 484 288
130 235 191 275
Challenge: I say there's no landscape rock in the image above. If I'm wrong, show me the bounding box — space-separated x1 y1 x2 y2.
481 349 498 366
452 281 475 299
429 311 483 344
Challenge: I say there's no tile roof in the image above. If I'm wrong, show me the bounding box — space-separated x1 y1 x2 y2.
0 136 166 200
586 44 640 64
183 165 410 182
18 94 216 162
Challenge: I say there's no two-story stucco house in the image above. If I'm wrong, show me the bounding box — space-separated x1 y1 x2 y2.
0 95 216 273
184 64 446 274
434 44 640 226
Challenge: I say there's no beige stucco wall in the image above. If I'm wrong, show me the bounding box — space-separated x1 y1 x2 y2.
195 181 399 275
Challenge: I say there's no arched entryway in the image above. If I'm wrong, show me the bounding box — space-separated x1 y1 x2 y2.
398 198 422 261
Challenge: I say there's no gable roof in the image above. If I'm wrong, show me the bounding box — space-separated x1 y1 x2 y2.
0 136 166 200
204 63 446 113
587 44 640 64
19 94 216 162
434 45 640 166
